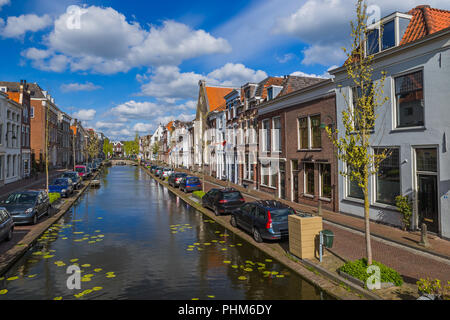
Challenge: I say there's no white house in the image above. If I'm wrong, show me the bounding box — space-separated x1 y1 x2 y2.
330 5 450 238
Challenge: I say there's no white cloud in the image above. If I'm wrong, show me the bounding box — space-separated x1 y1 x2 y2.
0 0 10 10
133 123 154 133
0 14 52 38
140 63 267 101
21 47 53 60
60 82 102 92
207 63 267 87
22 6 231 74
73 109 96 121
274 0 450 66
110 100 163 120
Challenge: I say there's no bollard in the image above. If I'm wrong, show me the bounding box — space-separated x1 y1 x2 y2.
419 223 430 248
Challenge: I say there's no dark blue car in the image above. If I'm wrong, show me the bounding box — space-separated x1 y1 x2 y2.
49 178 73 198
179 176 202 193
230 200 295 243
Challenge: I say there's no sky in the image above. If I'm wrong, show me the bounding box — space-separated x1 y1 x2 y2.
1 0 449 141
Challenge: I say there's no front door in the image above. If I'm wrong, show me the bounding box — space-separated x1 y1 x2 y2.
418 175 439 233
279 161 286 200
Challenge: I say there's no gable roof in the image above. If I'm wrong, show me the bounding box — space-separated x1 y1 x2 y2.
400 5 450 45
205 86 234 112
278 75 326 97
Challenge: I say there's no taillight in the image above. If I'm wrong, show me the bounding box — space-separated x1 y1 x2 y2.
240 198 245 202
266 210 273 230
219 200 228 204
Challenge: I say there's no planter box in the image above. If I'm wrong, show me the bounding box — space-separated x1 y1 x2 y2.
338 270 396 290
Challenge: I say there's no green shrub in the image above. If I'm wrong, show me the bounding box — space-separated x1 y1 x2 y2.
192 191 206 200
49 193 61 204
338 258 403 287
395 195 412 230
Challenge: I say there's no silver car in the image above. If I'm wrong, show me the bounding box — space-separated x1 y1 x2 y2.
162 168 174 178
0 207 14 242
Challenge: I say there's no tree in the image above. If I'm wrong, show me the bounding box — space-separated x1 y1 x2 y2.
103 138 113 158
325 0 389 265
123 134 139 158
86 131 99 162
152 142 160 159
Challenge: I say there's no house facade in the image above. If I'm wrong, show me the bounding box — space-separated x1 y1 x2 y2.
330 6 450 238
258 79 339 212
0 92 23 185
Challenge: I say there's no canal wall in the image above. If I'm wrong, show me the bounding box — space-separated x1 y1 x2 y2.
140 165 380 300
0 170 101 277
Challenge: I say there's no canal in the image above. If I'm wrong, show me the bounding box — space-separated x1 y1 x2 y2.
0 166 331 300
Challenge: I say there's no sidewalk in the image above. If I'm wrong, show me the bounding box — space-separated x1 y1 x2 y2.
175 168 450 284
0 170 65 199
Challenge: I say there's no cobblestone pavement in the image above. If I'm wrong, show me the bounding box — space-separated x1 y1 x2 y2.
200 179 450 284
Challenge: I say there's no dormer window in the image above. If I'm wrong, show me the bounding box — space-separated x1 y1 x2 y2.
366 12 412 56
267 85 283 101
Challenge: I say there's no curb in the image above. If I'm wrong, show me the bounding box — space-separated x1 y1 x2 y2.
0 171 100 277
141 165 368 300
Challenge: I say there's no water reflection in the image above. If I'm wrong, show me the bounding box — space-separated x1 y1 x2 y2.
0 166 331 300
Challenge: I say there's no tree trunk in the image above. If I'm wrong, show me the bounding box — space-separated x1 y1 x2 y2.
364 182 373 265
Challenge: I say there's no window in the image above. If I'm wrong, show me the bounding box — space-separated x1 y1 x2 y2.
261 161 270 186
375 148 400 205
272 117 281 152
261 160 277 188
30 107 34 118
298 117 308 149
367 28 380 55
262 119 271 152
304 163 315 196
395 71 424 128
347 165 364 200
320 164 332 199
381 20 395 50
352 85 374 131
416 148 437 173
311 115 321 149
267 87 274 101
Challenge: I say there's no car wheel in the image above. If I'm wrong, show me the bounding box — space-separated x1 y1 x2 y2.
32 214 38 225
252 227 263 243
6 228 13 241
230 215 237 227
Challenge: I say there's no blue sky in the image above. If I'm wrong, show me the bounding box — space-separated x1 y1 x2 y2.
1 0 449 141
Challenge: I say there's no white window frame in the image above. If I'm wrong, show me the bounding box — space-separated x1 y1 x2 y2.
272 116 281 153
303 162 315 198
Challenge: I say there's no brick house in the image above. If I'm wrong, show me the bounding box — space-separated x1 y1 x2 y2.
257 77 335 208
29 84 59 170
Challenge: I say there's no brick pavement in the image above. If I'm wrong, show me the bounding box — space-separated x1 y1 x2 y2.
178 169 450 284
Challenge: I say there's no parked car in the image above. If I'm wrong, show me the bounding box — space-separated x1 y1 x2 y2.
150 165 158 173
168 173 188 188
155 167 164 177
75 165 88 179
179 176 202 193
0 191 51 225
202 188 245 216
49 178 73 198
87 162 96 173
61 171 82 190
162 168 174 179
0 207 14 242
230 200 295 243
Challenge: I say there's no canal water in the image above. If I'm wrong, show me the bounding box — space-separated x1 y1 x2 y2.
0 166 331 300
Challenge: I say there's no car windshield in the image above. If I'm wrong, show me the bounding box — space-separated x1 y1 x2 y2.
76 167 85 173
63 173 76 178
270 208 295 222
188 178 200 184
223 192 242 200
5 193 37 205
52 179 67 186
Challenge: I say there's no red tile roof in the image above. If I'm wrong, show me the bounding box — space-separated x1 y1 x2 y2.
205 86 234 112
166 121 174 132
401 5 450 45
